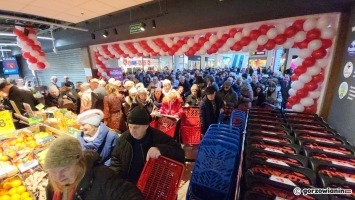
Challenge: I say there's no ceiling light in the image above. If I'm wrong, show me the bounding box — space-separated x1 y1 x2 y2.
113 28 118 35
91 33 96 39
140 23 146 31
152 20 156 29
103 30 108 38
0 43 18 46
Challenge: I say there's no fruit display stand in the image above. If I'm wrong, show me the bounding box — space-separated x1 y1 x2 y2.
0 175 34 200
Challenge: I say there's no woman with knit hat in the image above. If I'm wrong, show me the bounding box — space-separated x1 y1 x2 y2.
76 109 118 166
130 87 154 122
44 136 143 200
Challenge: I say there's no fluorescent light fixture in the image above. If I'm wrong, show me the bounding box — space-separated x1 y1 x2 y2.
0 43 18 46
37 36 54 40
0 32 53 40
0 49 11 52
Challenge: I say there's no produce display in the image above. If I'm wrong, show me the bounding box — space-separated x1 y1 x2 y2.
23 171 48 200
0 176 33 200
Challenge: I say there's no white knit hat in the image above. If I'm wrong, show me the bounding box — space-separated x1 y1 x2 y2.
77 109 104 126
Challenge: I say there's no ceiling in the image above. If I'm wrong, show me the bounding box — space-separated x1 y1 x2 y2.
0 0 152 23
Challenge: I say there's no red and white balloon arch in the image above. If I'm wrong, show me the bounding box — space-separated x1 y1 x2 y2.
93 14 338 114
13 26 49 70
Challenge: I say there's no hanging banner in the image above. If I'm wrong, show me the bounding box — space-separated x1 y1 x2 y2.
108 68 124 81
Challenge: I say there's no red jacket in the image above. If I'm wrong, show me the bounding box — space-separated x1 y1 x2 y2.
160 98 183 117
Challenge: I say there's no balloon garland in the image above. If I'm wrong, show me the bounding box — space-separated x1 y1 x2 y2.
13 26 48 70
93 15 336 114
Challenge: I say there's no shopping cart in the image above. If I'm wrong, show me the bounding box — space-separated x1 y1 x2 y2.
150 113 179 138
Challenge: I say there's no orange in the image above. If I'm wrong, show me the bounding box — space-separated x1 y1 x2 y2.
9 179 21 188
0 189 8 195
14 186 26 194
2 182 11 190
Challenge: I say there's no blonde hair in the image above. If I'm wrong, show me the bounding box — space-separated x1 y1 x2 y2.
167 89 178 100
191 84 198 92
105 83 117 95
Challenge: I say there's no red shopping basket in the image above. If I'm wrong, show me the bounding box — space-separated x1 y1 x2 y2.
150 116 178 138
182 107 200 126
181 125 201 144
137 156 185 200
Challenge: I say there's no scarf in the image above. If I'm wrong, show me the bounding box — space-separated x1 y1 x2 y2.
53 186 76 200
83 127 100 142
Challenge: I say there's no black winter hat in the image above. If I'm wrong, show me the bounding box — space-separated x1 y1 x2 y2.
195 76 205 84
128 106 150 125
205 86 216 95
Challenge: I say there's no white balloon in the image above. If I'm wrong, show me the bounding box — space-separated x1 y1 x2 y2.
17 40 25 48
321 27 335 39
308 39 322 50
248 41 258 51
299 48 312 59
203 41 212 49
209 35 218 43
28 64 38 71
276 24 286 33
288 88 296 96
292 104 305 112
226 38 236 47
283 38 295 48
217 30 224 38
242 27 252 36
98 56 103 61
143 51 149 57
30 50 40 58
173 37 180 43
266 28 278 39
22 45 31 52
15 26 24 31
316 58 329 68
309 90 321 99
242 46 249 52
299 74 312 83
291 80 305 90
165 38 174 48
294 58 304 66
98 68 103 72
294 31 306 43
28 34 37 41
187 38 195 47
194 35 200 42
303 18 317 31
307 66 321 76
234 32 243 41
300 97 314 107
182 44 189 52
200 48 207 55
222 45 230 52
317 16 331 29
256 35 268 45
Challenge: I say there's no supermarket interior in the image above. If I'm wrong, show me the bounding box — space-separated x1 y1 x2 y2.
2 0 355 199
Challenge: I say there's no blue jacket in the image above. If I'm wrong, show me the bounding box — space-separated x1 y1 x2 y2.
78 122 118 166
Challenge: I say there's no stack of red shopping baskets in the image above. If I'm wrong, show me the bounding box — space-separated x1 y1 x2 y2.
180 107 201 144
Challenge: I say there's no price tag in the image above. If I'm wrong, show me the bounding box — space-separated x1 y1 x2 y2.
264 148 284 154
267 158 290 167
0 110 16 134
36 135 55 145
332 161 355 169
323 149 345 155
35 103 45 111
270 175 296 186
0 162 17 178
18 159 39 173
28 115 44 125
345 177 355 184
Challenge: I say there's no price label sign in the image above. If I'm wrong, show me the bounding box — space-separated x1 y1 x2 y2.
269 175 296 186
28 116 44 125
0 110 16 134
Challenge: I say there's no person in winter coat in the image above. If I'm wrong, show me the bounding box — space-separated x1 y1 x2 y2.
123 87 138 118
185 84 201 107
110 106 185 184
199 86 224 134
130 87 154 122
266 83 282 108
79 83 92 113
217 81 238 107
77 109 118 166
159 89 183 118
103 83 127 133
45 136 143 200
150 87 164 109
45 85 60 108
239 80 254 108
252 85 266 107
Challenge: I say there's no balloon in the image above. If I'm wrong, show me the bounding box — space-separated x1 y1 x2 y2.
182 44 189 52
294 31 307 43
229 28 238 37
321 27 335 39
257 45 264 51
308 39 322 50
226 38 236 47
264 39 276 50
306 66 321 76
242 27 251 36
317 16 331 29
312 48 327 59
303 18 317 31
299 74 312 83
291 74 299 81
292 104 305 112
283 38 295 48
300 97 314 107
22 52 31 59
304 81 318 91
231 42 242 51
248 41 258 51
286 102 293 109
203 41 212 49
256 35 268 45
198 37 207 45
28 57 37 64
315 58 328 68
313 73 324 82
28 64 37 71
321 39 333 49
242 46 249 52
291 80 305 90
240 37 251 46
288 95 301 105
302 57 316 68
294 58 304 66
266 28 278 39
292 19 305 30
234 32 243 41
299 48 312 59
306 29 321 40
37 62 46 69
296 88 309 98
205 32 212 40
297 39 309 49
215 39 225 48
274 34 287 45
249 29 261 40
276 24 287 33
304 104 317 114
209 35 218 43
259 24 270 34
30 50 40 58
288 88 297 96
285 26 297 37
309 90 321 99
187 38 195 47
222 34 230 41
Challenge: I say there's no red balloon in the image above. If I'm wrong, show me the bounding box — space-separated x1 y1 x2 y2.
26 39 35 46
232 42 242 51
294 65 307 76
210 46 218 53
296 88 308 98
168 50 175 56
304 104 317 114
297 39 309 49
292 19 305 31
305 81 318 91
312 48 327 59
259 24 270 35
264 39 276 50
229 28 238 37
302 57 316 67
97 72 101 77
109 55 115 59
207 49 213 54
274 34 287 45
22 52 31 59
13 28 23 36
171 45 179 52
313 73 324 82
321 39 333 49
19 34 27 41
28 57 37 64
306 29 321 40
37 62 45 69
183 37 189 43
205 32 212 40
192 45 200 51
222 34 230 41
162 46 169 52
215 39 225 48
257 45 265 51
288 95 301 104
285 26 297 38
177 40 185 47
249 30 261 40
286 102 293 109
291 74 299 81
31 45 41 51
198 37 206 45
240 37 251 46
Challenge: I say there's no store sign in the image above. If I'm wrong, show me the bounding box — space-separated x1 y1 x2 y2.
130 23 143 34
251 51 266 56
108 68 124 81
2 57 19 75
0 110 16 134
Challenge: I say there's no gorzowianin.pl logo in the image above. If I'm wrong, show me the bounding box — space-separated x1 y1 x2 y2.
293 187 352 196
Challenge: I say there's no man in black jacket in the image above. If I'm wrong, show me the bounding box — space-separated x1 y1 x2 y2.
110 106 185 184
